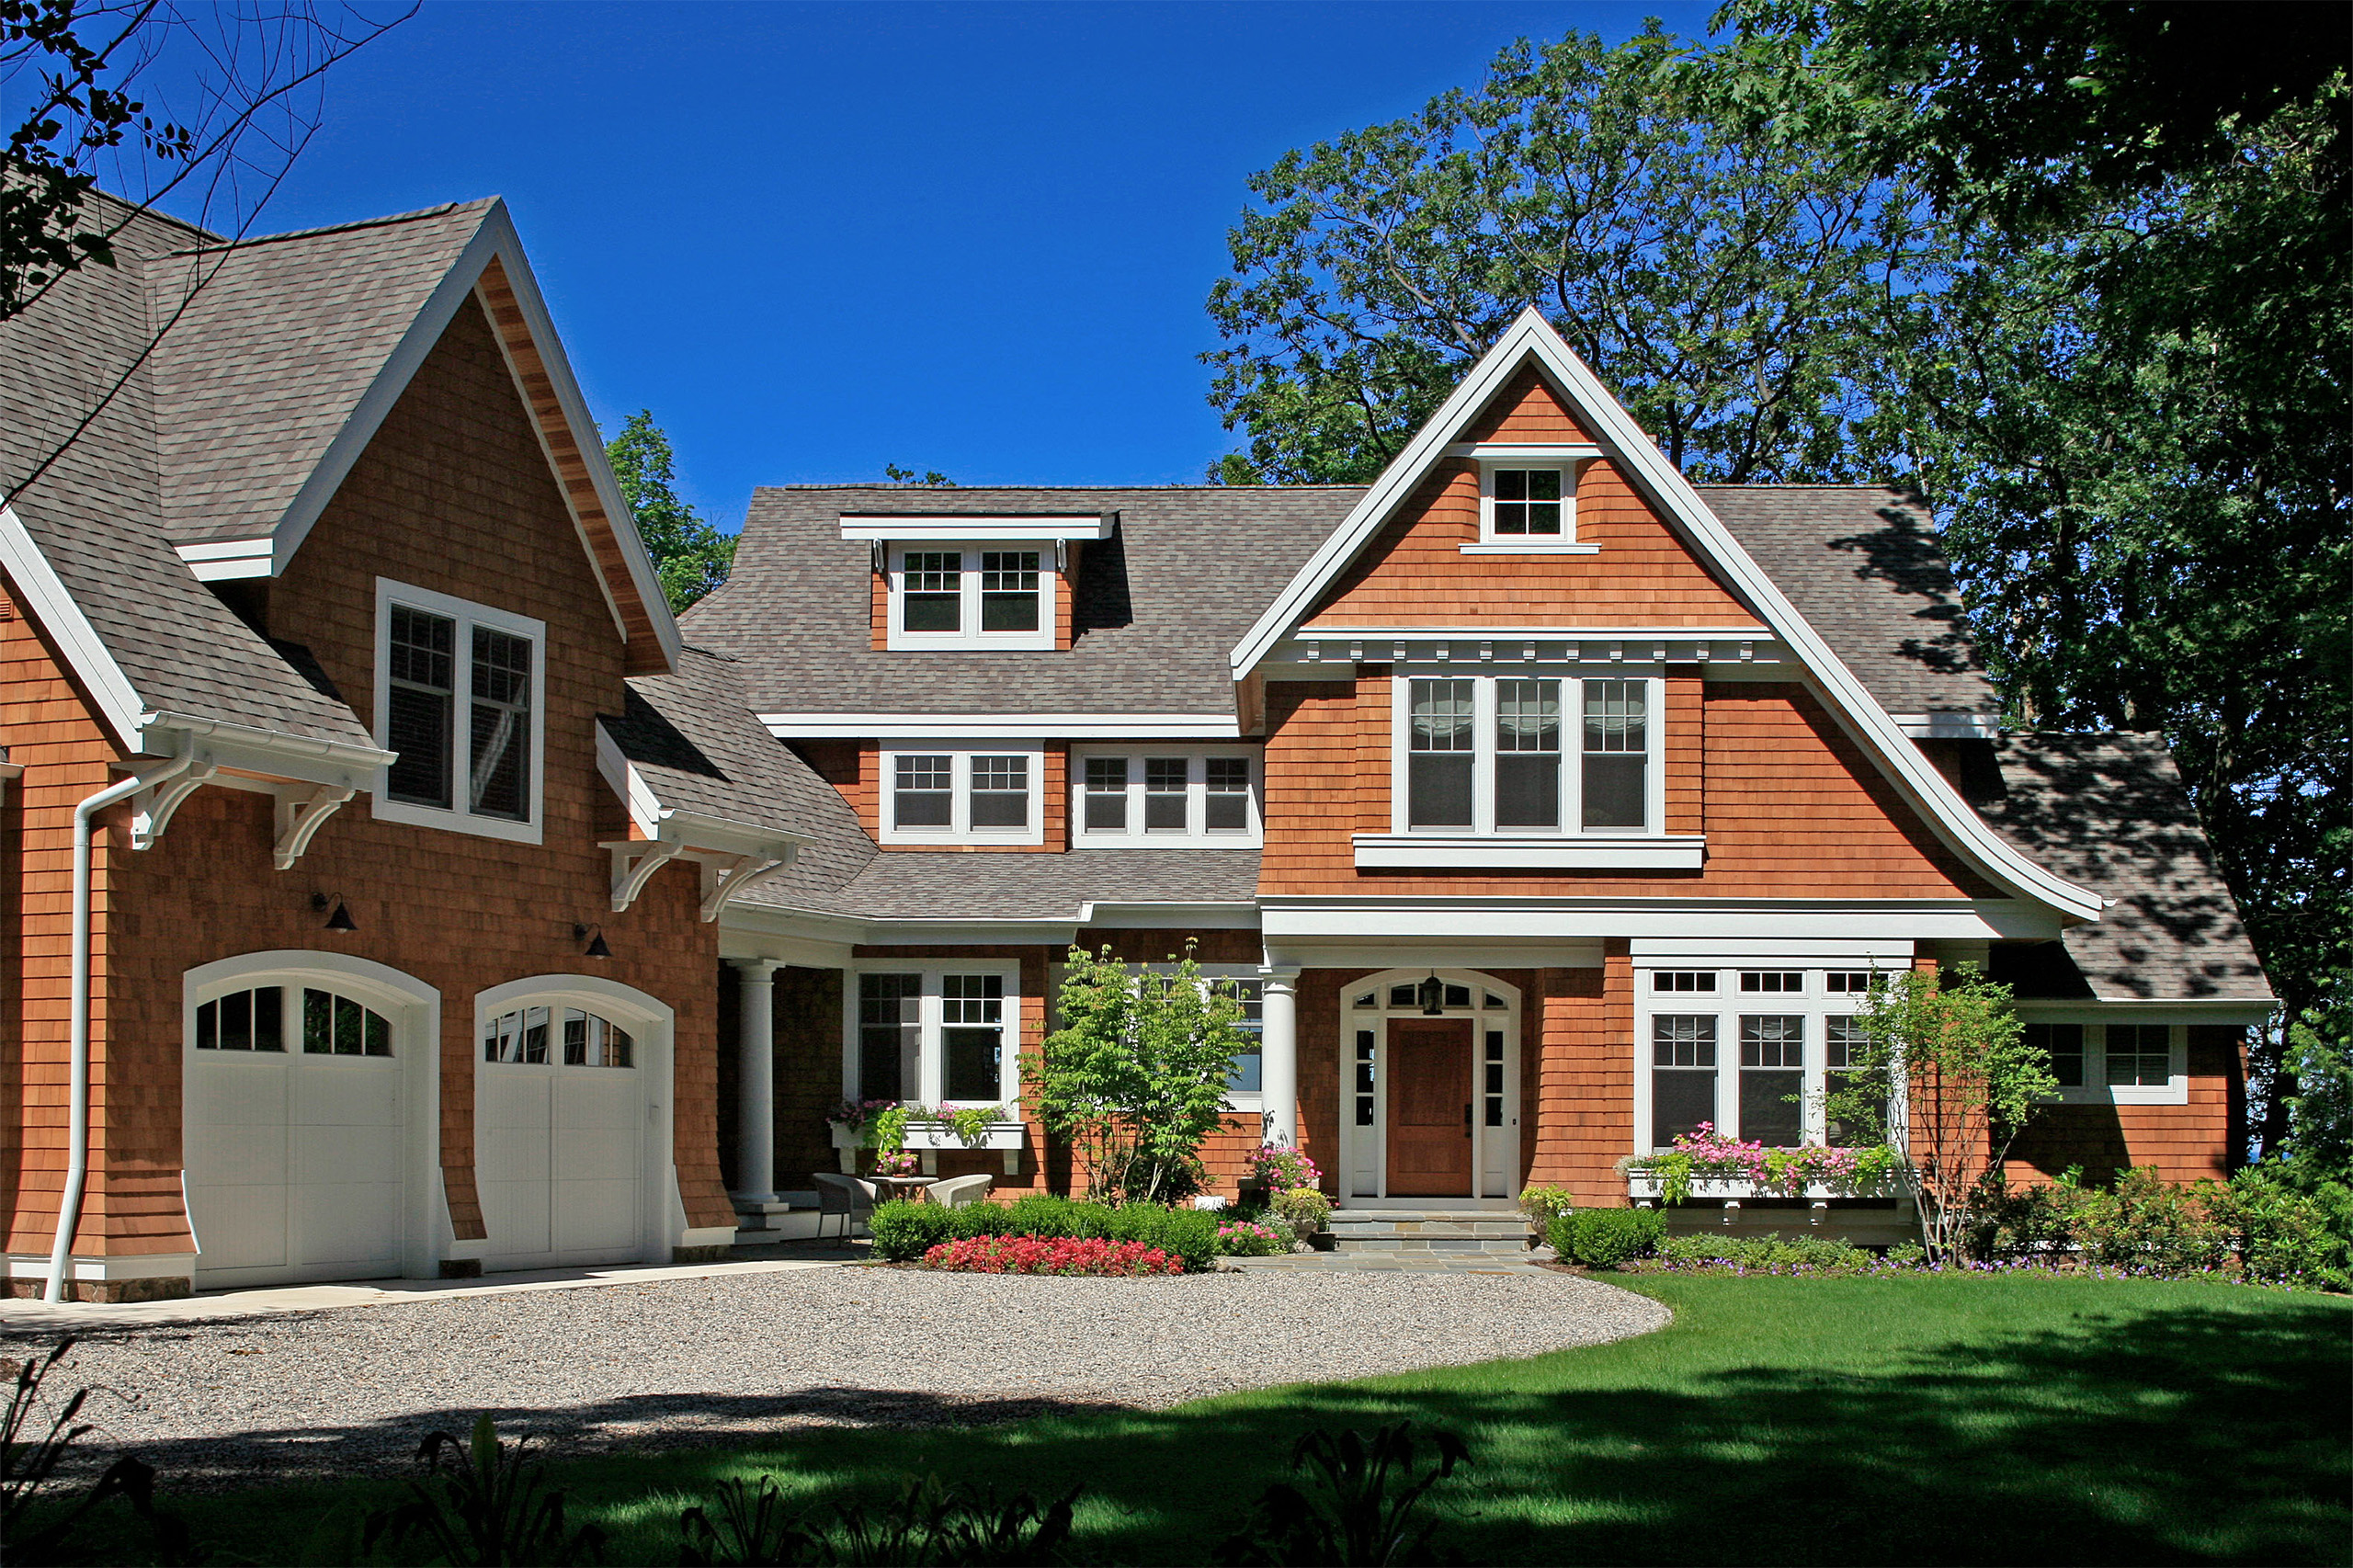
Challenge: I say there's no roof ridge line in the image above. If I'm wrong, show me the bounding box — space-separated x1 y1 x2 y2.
166 199 497 256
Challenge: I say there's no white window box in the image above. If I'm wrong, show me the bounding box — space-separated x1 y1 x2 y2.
1353 833 1704 869
831 1119 1026 1176
1625 1173 1902 1202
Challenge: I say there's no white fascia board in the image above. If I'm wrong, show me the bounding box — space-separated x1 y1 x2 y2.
840 515 1114 542
1629 936 1916 961
266 205 681 674
1076 900 1263 930
1259 896 2068 943
2012 998 2276 1025
176 538 273 581
0 504 150 748
1893 712 2004 739
594 722 662 837
761 713 1242 741
1278 939 1609 971
594 721 809 858
1443 442 1604 460
1294 624 1770 641
1229 308 2104 922
1353 835 1706 870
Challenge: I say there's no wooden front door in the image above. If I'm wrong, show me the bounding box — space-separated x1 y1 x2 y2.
1385 1019 1473 1198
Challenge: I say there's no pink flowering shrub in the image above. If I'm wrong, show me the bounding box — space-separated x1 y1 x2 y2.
1214 1220 1287 1256
920 1234 1183 1276
1630 1124 1903 1202
1248 1143 1323 1193
871 1150 921 1177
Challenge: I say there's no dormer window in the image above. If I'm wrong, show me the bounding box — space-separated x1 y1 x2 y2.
1491 469 1563 536
1447 443 1603 554
841 513 1112 652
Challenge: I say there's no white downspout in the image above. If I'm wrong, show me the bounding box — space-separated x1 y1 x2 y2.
43 750 197 1302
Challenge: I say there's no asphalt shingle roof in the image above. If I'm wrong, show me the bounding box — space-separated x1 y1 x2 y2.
738 846 1264 922
683 487 1356 715
1976 733 2271 1002
1699 485 1998 716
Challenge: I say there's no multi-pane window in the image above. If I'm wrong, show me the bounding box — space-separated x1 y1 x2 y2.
1483 1029 1508 1128
1738 1015 1805 1146
940 974 1006 1100
1353 1028 1377 1128
1397 676 1655 835
1491 469 1564 535
1741 971 1804 994
1204 758 1251 831
2028 1021 2086 1088
387 607 455 809
1408 678 1476 828
1824 1017 1866 1142
2104 1023 2171 1087
1495 679 1561 828
903 551 962 631
893 755 954 828
1825 971 1877 994
468 628 532 821
1083 757 1128 830
195 986 286 1052
483 1005 630 1068
1654 971 1718 994
1144 757 1188 830
979 551 1040 631
376 583 542 837
1581 679 1647 829
882 749 1040 839
1071 752 1258 843
1652 1015 1718 1146
1225 979 1264 1095
968 755 1029 827
306 988 394 1057
858 973 921 1101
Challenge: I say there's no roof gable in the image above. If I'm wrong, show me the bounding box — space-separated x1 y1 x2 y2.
1230 309 2103 921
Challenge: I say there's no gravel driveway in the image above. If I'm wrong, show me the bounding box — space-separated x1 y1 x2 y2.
6 1267 1667 1487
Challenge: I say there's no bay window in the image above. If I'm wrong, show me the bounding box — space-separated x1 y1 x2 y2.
1637 966 1881 1151
373 579 544 843
847 967 1018 1106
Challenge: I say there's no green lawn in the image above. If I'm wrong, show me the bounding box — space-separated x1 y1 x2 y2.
64 1274 2353 1565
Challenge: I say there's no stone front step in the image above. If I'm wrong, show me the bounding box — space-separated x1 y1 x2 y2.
1224 1249 1550 1275
1326 1210 1533 1256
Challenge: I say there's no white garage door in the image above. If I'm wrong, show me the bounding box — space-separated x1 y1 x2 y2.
477 1004 644 1269
185 983 406 1287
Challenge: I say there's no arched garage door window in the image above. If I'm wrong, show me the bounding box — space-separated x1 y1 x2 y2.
473 978 672 1272
183 955 437 1289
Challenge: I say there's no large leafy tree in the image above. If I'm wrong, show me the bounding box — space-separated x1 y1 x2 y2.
604 411 733 613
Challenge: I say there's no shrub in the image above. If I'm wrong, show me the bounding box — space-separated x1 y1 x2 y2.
995 1192 1086 1239
1518 1184 1574 1228
921 1235 1180 1276
2217 1166 2353 1290
1248 1144 1323 1194
1215 1220 1288 1256
1270 1186 1332 1238
363 1415 606 1566
2069 1166 2234 1273
1110 1204 1219 1271
1549 1207 1665 1267
869 1199 954 1262
1650 1234 1879 1274
1967 1169 2089 1261
680 1471 1079 1566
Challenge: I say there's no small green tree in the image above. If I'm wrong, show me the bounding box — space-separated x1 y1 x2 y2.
1027 945 1252 1204
605 411 734 612
1823 964 2052 1263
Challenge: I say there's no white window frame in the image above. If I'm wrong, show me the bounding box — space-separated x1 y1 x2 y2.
1387 674 1666 838
1456 446 1602 555
878 742 1046 845
841 962 1022 1108
1631 964 1877 1153
2020 1012 2191 1107
369 578 547 845
884 541 1057 651
1069 744 1263 846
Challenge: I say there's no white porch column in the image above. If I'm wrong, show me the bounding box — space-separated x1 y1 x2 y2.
733 960 780 1202
1259 969 1301 1147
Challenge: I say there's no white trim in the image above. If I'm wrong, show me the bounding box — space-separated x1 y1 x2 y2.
596 724 664 839
1893 712 2003 739
1631 937 1916 960
472 973 687 1267
0 503 151 747
183 950 445 1283
1459 542 1601 556
1631 958 1881 1152
1336 968 1523 1203
876 742 1046 845
1354 834 1704 869
176 537 275 581
840 514 1112 542
1260 896 2069 943
593 722 811 870
1298 624 1770 641
2013 997 2273 1023
1470 450 1589 549
369 577 547 846
841 960 1023 1108
1226 309 2105 921
2024 1017 2193 1107
883 541 1059 652
763 713 1241 741
1070 743 1263 847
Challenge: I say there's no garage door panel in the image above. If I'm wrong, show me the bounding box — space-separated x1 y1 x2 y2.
477 1002 653 1271
294 1182 403 1267
290 1064 401 1127
480 1178 552 1256
186 1062 285 1126
551 1179 639 1252
555 1077 640 1131
186 1115 290 1188
190 1181 288 1273
551 1131 637 1184
290 1120 402 1187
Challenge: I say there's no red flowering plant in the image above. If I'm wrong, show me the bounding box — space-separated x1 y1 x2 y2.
921 1234 1183 1276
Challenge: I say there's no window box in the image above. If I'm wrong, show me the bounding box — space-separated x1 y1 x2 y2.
830 1119 1026 1176
1625 1173 1901 1202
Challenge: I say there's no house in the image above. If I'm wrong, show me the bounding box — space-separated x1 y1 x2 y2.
0 194 2268 1300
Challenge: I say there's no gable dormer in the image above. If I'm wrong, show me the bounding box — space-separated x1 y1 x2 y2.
843 513 1113 652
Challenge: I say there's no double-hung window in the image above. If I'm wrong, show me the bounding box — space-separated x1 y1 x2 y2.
848 967 1018 1106
881 744 1043 843
373 580 544 843
884 543 1054 649
2021 1017 2186 1104
1637 964 1892 1151
1396 676 1659 835
1071 747 1261 845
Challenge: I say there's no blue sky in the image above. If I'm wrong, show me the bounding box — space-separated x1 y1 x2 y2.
164 1 1711 528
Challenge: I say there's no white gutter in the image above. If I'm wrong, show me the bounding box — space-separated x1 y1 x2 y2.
45 750 200 1301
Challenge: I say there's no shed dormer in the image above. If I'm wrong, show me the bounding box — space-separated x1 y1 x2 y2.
842 513 1113 652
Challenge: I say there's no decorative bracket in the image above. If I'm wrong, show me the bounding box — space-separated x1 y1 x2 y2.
271 784 355 869
608 839 688 913
131 761 222 850
699 852 793 923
